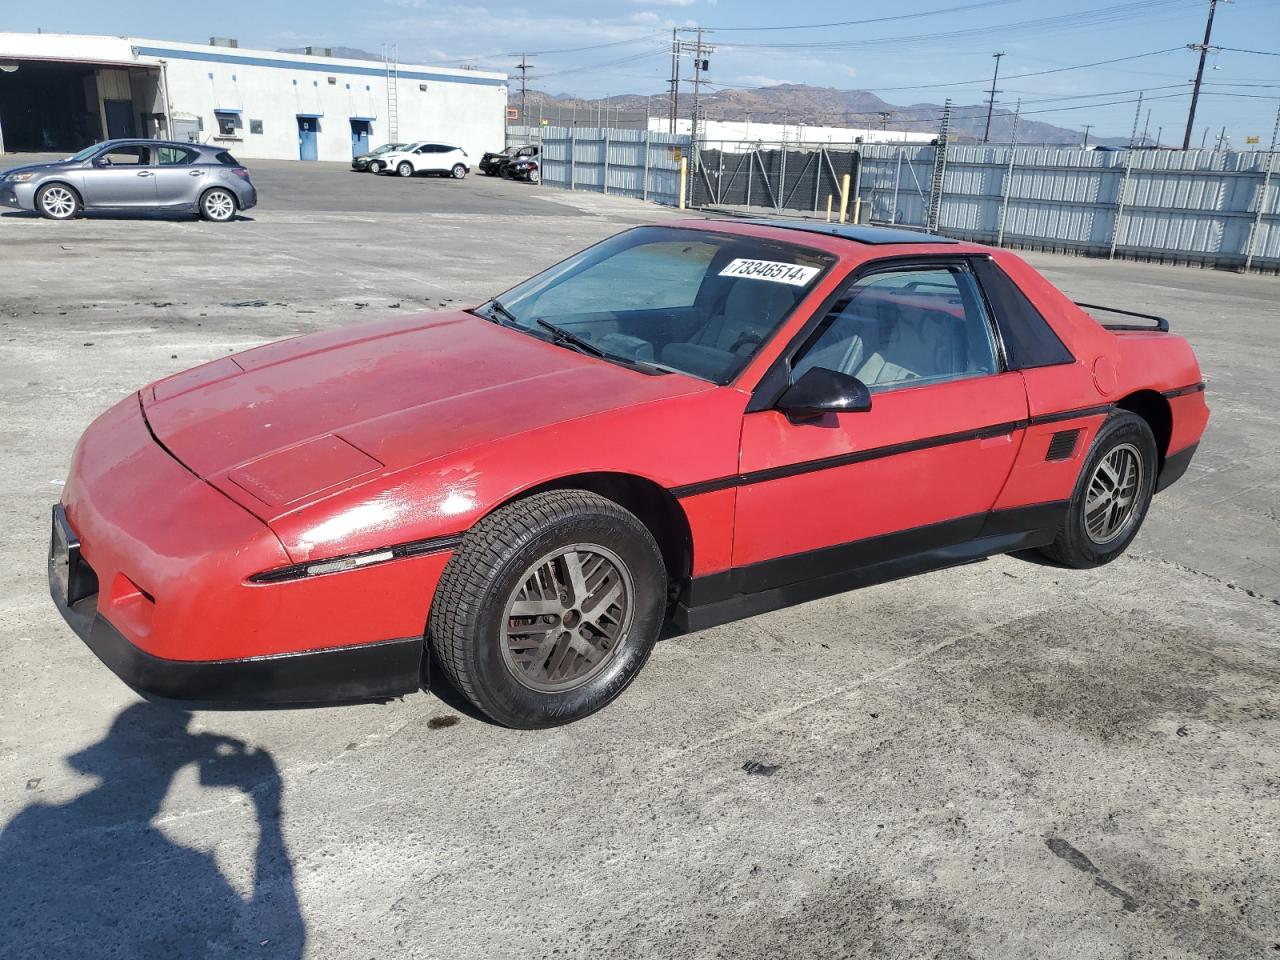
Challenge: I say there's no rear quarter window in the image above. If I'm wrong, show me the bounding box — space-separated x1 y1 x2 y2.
214 151 240 166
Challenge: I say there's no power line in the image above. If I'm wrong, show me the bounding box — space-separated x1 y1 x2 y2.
710 0 1203 52
703 0 1030 32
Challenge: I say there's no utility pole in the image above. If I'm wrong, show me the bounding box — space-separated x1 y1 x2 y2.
669 28 679 134
1141 108 1151 147
1082 124 1093 148
982 51 1005 143
1130 91 1144 147
691 27 705 152
878 111 891 131
1215 125 1228 154
1183 0 1226 150
514 54 531 125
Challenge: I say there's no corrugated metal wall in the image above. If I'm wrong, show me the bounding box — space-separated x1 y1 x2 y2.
508 125 1279 272
508 125 689 207
855 142 1279 271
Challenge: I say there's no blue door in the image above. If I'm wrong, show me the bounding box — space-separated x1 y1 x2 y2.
350 119 372 158
297 117 318 161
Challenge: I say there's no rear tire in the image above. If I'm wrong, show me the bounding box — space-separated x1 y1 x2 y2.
451 163 467 180
428 490 667 728
1038 410 1158 569
36 183 81 220
397 161 414 178
198 187 237 222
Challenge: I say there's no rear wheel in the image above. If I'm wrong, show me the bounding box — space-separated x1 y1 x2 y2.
36 183 81 220
199 188 237 222
1038 411 1158 568
451 163 467 180
429 490 666 728
397 161 414 178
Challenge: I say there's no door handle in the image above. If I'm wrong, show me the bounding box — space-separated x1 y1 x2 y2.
188 170 205 176
136 171 153 177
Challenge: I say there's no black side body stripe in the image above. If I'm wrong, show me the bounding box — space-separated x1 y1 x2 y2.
671 402 1116 499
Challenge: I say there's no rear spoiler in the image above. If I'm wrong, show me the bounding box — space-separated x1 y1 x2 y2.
1075 302 1170 332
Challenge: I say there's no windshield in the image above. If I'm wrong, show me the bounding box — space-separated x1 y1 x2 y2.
372 143 401 155
482 226 835 384
67 144 103 162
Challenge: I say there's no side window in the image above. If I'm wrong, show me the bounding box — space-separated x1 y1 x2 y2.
214 111 241 137
214 151 240 166
157 147 198 166
791 264 999 391
97 145 151 166
415 145 432 154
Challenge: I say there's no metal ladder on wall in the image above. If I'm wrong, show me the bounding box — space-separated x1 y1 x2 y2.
384 45 400 142
926 99 952 233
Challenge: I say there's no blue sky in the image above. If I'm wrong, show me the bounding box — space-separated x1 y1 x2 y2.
11 0 1280 142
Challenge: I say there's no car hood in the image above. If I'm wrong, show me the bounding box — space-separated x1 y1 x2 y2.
2 160 74 178
140 310 711 514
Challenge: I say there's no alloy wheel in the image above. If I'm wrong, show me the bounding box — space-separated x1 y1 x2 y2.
1084 442 1144 544
41 187 77 219
203 190 235 221
501 543 634 693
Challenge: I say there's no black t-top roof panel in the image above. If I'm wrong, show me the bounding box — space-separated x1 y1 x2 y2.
738 220 960 245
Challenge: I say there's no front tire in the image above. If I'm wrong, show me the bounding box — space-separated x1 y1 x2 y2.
36 183 81 220
368 160 383 174
397 161 414 178
451 163 467 180
429 490 667 728
199 187 237 222
1038 410 1158 568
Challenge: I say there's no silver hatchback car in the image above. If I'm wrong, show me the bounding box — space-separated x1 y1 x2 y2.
0 139 258 222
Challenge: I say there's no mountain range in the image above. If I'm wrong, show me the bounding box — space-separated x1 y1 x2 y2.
521 84 1126 146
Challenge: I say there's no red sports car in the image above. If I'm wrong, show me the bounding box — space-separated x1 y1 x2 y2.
50 220 1208 727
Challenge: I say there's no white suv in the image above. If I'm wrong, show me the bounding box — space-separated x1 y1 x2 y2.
378 142 470 179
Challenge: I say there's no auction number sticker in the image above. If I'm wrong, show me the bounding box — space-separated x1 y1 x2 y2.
719 258 821 287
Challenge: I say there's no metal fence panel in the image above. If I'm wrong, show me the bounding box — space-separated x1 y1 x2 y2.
507 125 688 206
507 124 1279 270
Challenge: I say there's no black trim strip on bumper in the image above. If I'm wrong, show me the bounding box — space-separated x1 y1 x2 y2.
1155 442 1199 493
1161 382 1206 399
50 536 424 706
249 533 464 584
672 402 1115 499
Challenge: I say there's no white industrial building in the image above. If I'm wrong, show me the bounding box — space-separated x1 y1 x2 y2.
653 118 935 150
0 32 507 163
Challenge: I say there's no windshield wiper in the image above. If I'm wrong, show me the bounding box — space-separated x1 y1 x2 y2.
484 298 519 326
534 318 606 357
534 318 671 376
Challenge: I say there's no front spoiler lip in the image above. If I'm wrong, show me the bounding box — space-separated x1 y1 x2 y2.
49 509 424 709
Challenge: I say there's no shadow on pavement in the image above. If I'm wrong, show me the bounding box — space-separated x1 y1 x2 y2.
0 704 304 959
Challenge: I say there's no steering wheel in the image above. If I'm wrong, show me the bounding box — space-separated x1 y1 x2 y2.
727 332 764 354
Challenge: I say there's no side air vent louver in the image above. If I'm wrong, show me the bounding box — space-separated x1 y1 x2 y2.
1046 429 1082 461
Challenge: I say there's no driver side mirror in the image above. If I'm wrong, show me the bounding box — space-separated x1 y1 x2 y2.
776 367 872 422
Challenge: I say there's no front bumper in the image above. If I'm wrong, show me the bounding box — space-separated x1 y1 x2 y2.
50 504 423 706
0 181 36 211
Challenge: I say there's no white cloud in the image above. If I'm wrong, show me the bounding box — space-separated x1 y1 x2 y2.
631 0 697 5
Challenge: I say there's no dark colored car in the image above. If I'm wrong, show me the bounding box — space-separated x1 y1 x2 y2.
508 155 540 184
352 142 407 173
1 139 256 222
480 144 538 177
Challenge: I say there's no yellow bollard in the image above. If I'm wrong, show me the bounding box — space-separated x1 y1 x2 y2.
838 174 851 224
825 194 833 222
678 157 687 210
853 196 863 224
